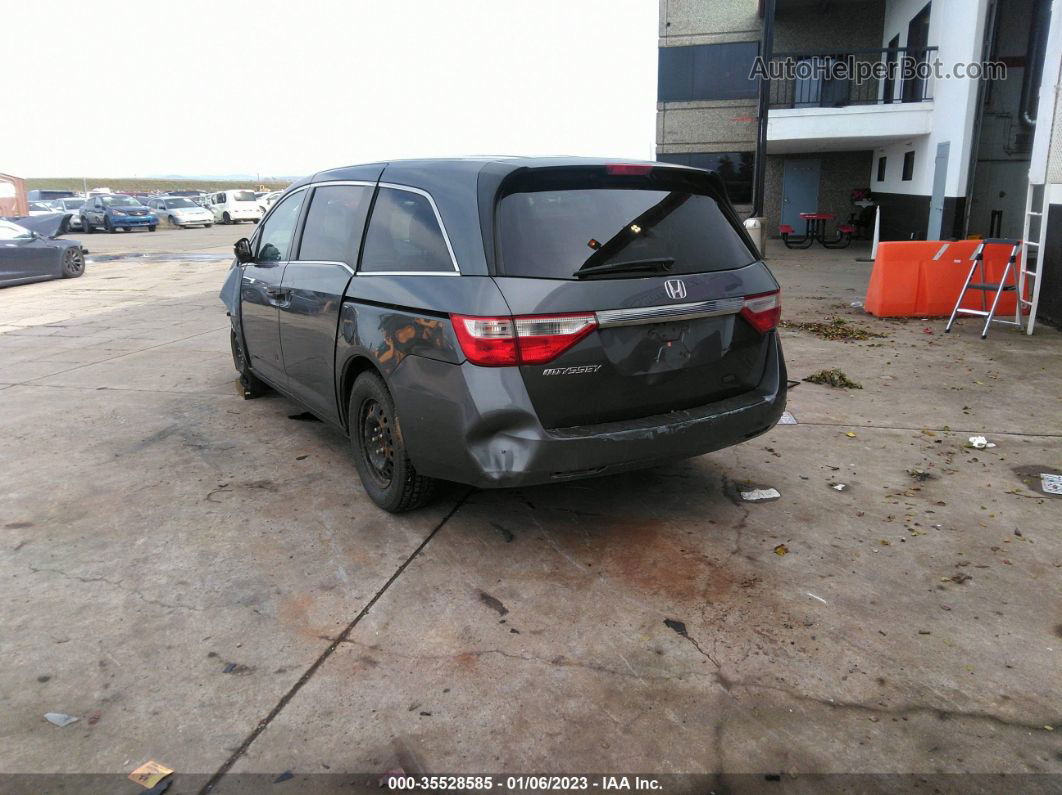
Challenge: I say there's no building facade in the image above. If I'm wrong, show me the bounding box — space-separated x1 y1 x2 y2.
657 0 1061 324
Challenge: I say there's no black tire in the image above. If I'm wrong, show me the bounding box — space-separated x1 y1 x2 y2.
204 223 213 228
104 217 115 233
148 225 156 232
82 217 95 234
60 247 85 279
348 371 437 513
169 215 180 227
223 212 231 225
229 328 266 399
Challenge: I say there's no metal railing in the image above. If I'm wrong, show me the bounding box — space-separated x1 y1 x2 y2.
767 46 937 109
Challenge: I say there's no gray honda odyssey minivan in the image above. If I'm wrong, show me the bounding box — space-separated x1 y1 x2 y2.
222 157 786 512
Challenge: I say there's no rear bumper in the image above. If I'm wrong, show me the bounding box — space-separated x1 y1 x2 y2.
391 333 787 488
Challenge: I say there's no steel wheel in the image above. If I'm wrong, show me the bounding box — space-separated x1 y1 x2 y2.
359 398 395 487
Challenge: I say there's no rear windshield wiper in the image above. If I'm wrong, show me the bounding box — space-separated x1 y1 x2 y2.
573 257 675 279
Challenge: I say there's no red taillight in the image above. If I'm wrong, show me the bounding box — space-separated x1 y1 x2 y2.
740 290 781 333
451 313 597 366
606 164 653 175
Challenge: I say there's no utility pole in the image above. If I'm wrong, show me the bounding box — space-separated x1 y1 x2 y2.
752 0 776 219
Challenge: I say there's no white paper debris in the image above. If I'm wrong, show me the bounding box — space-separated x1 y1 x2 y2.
806 592 828 605
968 436 996 449
832 483 847 491
741 488 781 502
44 713 78 727
1041 473 1062 495
778 410 798 425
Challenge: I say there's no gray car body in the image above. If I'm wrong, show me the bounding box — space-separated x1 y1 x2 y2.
225 157 787 487
0 216 84 288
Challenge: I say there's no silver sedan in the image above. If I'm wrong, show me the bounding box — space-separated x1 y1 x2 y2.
150 197 215 228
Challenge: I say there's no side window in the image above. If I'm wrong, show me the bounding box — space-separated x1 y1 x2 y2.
297 185 373 264
255 191 305 263
360 188 454 272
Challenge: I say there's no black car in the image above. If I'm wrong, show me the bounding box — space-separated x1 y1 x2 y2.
0 218 85 287
221 158 786 512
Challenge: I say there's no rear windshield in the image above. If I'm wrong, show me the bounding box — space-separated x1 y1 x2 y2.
232 191 256 202
495 172 755 279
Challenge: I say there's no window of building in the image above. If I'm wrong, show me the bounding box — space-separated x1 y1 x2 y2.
658 42 760 102
298 185 373 264
877 156 887 182
255 191 305 263
656 152 754 204
360 188 454 273
902 151 915 181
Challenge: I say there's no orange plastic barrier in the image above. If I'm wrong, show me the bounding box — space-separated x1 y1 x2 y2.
864 240 1022 317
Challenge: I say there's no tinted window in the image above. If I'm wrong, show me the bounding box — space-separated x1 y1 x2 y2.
360 188 454 273
658 42 759 102
233 191 256 202
877 156 887 182
298 185 373 264
656 152 753 204
902 150 915 181
496 181 755 279
256 191 305 262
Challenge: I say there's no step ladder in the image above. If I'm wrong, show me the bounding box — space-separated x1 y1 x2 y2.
1019 181 1048 334
944 238 1023 339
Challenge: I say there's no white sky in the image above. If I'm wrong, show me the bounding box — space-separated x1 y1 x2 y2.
3 0 658 179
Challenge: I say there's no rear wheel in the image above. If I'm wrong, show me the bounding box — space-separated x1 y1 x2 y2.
229 328 266 399
223 212 231 224
60 247 85 279
348 371 437 513
148 225 156 232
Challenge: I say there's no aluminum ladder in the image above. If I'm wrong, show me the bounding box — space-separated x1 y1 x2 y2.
1018 181 1047 334
944 239 1023 339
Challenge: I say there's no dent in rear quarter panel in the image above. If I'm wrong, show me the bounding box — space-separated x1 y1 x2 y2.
334 274 511 431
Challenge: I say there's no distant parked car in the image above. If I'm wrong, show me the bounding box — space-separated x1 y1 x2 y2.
0 219 85 287
208 190 262 224
80 194 158 233
56 197 86 230
27 201 55 216
27 189 77 202
257 191 282 214
148 196 214 228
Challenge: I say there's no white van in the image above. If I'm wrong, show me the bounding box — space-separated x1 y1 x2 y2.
208 189 263 224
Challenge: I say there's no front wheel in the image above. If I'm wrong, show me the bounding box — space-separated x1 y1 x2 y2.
82 218 95 234
148 225 156 232
60 247 85 279
348 372 437 513
104 217 115 233
230 328 266 399
223 212 231 224
169 215 180 227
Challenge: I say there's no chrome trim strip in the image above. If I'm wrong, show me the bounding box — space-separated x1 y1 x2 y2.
356 271 460 277
287 259 355 274
595 297 744 327
376 182 461 273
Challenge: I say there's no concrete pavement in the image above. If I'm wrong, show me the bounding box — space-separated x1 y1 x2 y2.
1 231 1059 792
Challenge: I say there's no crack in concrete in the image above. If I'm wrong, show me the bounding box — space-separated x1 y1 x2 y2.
27 564 204 612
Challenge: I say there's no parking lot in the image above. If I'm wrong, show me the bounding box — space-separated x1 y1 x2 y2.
1 227 1060 791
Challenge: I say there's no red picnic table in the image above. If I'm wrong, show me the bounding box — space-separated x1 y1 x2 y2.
780 212 854 249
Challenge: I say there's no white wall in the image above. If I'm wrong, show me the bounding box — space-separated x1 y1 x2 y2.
871 0 989 197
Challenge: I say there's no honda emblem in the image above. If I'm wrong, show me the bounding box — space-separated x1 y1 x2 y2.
664 279 687 300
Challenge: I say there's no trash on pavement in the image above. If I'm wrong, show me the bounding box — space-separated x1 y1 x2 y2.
806 592 828 605
128 760 174 789
773 543 789 556
846 431 857 438
275 771 295 783
43 712 78 727
804 368 863 388
778 410 798 425
1041 473 1062 495
741 488 780 502
968 436 996 449
831 483 847 491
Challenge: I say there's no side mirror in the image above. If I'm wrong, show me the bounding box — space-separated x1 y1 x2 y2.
234 238 254 264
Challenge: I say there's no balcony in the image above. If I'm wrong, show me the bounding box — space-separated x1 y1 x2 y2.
765 46 936 152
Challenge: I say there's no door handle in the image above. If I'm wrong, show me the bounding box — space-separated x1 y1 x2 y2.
266 286 289 307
